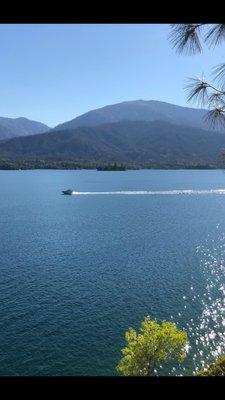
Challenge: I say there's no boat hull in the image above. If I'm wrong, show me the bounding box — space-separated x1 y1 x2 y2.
62 190 73 195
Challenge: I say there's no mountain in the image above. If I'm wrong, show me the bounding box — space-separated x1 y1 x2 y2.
0 120 224 165
52 100 211 132
0 100 220 141
0 117 50 140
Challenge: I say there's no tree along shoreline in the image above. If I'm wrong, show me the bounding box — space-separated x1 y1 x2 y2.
0 159 220 171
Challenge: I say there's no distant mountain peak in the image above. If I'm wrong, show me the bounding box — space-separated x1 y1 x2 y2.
52 99 210 133
0 116 50 140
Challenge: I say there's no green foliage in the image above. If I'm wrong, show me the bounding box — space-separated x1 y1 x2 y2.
0 120 224 166
0 159 217 171
197 355 225 376
97 162 127 171
116 317 188 376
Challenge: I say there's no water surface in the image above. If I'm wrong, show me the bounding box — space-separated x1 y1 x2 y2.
0 169 225 375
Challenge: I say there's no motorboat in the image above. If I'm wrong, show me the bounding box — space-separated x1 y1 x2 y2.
62 189 73 195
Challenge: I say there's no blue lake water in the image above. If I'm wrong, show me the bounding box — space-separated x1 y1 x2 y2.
1 169 225 376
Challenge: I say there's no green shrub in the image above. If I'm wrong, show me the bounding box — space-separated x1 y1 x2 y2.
197 355 225 376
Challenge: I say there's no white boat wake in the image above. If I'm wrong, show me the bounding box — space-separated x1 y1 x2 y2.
71 189 225 196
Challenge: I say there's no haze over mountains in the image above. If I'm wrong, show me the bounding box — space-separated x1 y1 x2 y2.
0 117 49 140
52 100 210 132
0 100 225 165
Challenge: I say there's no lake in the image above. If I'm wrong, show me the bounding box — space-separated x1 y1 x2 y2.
0 169 225 376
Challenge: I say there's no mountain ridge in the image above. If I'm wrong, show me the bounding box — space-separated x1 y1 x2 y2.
0 116 50 140
52 99 212 133
0 119 224 165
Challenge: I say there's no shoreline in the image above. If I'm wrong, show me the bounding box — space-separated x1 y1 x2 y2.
0 162 220 171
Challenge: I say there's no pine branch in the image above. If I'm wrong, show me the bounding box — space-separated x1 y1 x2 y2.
204 107 225 128
204 24 225 47
169 24 204 54
208 92 225 108
212 63 225 86
185 78 210 105
169 24 225 129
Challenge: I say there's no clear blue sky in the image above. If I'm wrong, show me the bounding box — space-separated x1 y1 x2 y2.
0 24 224 127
